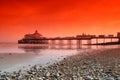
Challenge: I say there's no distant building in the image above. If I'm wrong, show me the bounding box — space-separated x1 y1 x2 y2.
76 33 96 38
117 32 120 37
98 35 105 38
108 35 114 37
18 30 48 44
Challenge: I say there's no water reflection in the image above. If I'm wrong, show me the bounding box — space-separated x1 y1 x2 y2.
17 44 120 54
49 44 92 50
18 44 93 53
18 45 48 54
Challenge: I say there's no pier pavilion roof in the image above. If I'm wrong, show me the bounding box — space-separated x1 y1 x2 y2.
24 30 43 39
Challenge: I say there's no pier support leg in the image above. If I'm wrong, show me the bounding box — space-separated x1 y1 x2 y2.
51 40 56 48
86 40 91 49
118 38 120 43
59 40 64 49
77 40 82 49
111 38 112 42
103 38 105 43
51 40 55 45
46 40 49 44
67 40 72 49
87 40 91 45
96 38 98 44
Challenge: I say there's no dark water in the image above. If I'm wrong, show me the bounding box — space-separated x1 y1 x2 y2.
0 43 120 72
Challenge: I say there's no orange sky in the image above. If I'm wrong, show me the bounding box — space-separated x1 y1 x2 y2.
0 0 120 42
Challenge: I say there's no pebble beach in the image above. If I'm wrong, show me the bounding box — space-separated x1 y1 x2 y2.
0 48 120 80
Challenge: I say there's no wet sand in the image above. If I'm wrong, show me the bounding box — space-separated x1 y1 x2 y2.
0 53 38 71
0 48 120 80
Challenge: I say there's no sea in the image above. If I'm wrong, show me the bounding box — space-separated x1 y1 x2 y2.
0 42 120 72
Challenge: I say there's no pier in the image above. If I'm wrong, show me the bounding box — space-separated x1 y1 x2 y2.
18 31 120 46
46 36 119 45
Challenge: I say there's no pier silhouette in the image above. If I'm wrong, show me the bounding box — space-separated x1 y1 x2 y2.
18 31 120 48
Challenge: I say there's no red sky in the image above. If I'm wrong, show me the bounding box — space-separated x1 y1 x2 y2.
0 0 120 42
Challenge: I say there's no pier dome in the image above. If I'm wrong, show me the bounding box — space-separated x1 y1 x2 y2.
24 30 43 39
33 30 42 38
18 30 48 44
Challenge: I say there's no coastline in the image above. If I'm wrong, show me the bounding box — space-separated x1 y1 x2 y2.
0 48 120 80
